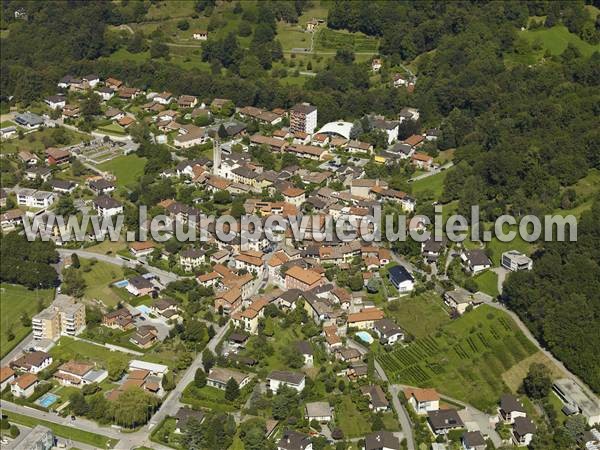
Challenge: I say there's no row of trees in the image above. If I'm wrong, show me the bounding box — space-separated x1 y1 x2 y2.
0 233 59 289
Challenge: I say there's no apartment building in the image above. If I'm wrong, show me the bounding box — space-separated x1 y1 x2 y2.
32 294 86 341
290 103 317 134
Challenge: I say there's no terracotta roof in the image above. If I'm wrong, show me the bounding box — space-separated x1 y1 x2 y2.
411 152 432 162
13 373 38 390
404 134 425 146
235 253 263 266
404 387 440 402
347 308 385 324
285 266 321 286
129 241 156 251
0 366 15 383
58 361 93 377
282 187 305 197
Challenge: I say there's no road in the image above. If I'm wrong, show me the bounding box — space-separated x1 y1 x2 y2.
57 249 182 284
408 161 454 182
347 339 415 450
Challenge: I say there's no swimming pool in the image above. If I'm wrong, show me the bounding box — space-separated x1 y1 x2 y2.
137 305 152 315
36 393 59 408
356 331 374 344
114 280 129 288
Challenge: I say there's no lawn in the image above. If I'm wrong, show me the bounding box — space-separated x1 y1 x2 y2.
97 122 127 136
334 395 372 438
383 291 451 339
377 305 539 412
80 258 126 308
409 170 449 200
181 384 237 412
97 154 146 188
50 336 131 368
0 126 90 154
84 236 127 256
473 270 499 297
0 283 54 358
314 28 379 53
507 25 600 65
5 411 118 448
501 351 565 393
486 222 536 266
554 169 600 218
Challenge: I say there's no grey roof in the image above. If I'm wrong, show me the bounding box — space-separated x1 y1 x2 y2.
296 341 313 356
15 112 43 126
175 407 204 429
365 430 400 450
305 401 331 418
463 431 486 447
94 195 121 209
371 118 398 130
373 318 403 339
49 179 74 190
500 393 525 413
128 275 153 290
89 178 114 190
268 370 304 385
291 103 317 114
427 409 464 431
465 249 491 266
180 248 205 259
390 142 413 155
27 167 51 177
277 430 312 450
513 417 536 436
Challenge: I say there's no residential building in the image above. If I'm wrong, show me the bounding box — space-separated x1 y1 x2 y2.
179 248 206 271
277 430 312 450
54 361 108 387
501 250 533 272
126 275 155 297
11 373 39 398
15 112 43 129
305 401 332 422
290 103 317 134
267 370 305 392
192 31 208 41
361 384 390 412
48 179 76 194
411 152 433 171
373 318 404 344
89 178 116 195
282 187 306 207
444 288 485 315
285 266 323 291
174 126 208 148
16 189 55 208
46 147 71 165
364 430 400 450
150 298 179 320
10 352 52 374
512 417 536 446
130 325 159 349
499 394 527 423
45 95 66 110
347 308 385 330
0 367 16 391
102 308 134 330
206 367 251 390
427 409 465 435
405 387 440 414
24 166 52 182
461 249 492 274
129 241 156 258
296 341 314 366
32 295 86 340
388 265 415 293
462 431 486 450
93 195 123 217
174 407 205 434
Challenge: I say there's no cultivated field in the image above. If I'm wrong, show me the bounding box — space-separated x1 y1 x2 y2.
378 305 538 411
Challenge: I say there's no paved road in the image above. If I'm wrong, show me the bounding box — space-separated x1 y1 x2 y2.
347 339 415 450
57 249 181 284
408 161 454 182
491 267 508 295
1 334 34 366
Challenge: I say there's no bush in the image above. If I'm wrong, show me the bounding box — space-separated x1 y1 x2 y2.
9 424 20 438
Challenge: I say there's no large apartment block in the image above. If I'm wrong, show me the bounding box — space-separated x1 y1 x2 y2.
32 294 86 341
290 103 317 135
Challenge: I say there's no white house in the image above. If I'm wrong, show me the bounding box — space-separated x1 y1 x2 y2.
373 319 404 345
45 95 66 110
388 265 415 293
267 371 305 393
10 351 53 374
305 401 332 422
501 250 533 272
404 387 440 415
499 394 527 424
16 189 55 208
93 195 123 217
512 417 536 447
296 341 314 367
0 367 16 391
11 374 39 398
461 249 491 274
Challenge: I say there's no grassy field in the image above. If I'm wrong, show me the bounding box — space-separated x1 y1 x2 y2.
84 236 128 256
80 258 126 308
486 222 536 266
474 271 499 297
181 384 237 412
507 25 600 65
0 284 54 358
383 291 451 339
1 126 90 154
334 396 372 438
554 168 600 218
501 351 566 392
410 170 449 200
50 336 131 367
97 122 127 136
378 305 538 412
97 154 146 188
314 28 379 53
5 411 118 448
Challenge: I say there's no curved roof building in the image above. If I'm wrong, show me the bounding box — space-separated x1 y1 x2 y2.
316 121 353 140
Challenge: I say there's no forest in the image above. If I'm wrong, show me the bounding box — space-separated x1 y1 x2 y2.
1 0 599 397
